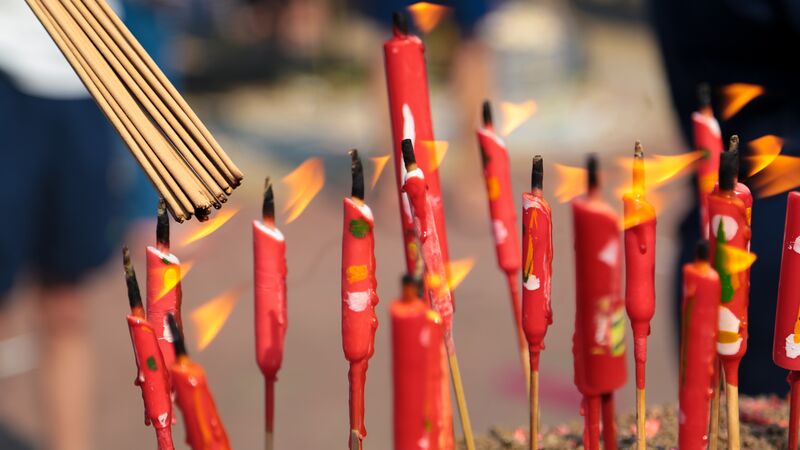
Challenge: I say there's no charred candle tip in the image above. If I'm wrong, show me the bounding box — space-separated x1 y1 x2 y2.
263 177 275 222
167 314 187 357
122 246 143 310
401 139 416 167
719 149 739 191
696 239 709 261
728 134 740 153
401 273 424 299
634 141 644 158
482 100 493 127
350 149 365 200
697 83 711 108
531 155 544 190
587 153 599 191
156 197 169 250
392 11 409 35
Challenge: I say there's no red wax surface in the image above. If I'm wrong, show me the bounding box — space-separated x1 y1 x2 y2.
679 260 721 450
571 193 627 397
773 192 800 369
521 191 553 369
708 187 751 386
383 27 451 277
146 246 183 370
172 357 231 450
341 198 379 442
127 315 173 437
623 193 656 389
391 300 444 450
693 111 723 239
252 220 288 433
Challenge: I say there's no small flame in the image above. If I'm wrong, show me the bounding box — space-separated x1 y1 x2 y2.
499 100 537 136
190 288 242 351
419 140 449 171
717 244 756 274
282 158 325 224
622 190 663 231
369 154 391 189
746 135 783 177
180 208 240 247
721 83 764 120
554 164 587 203
446 257 475 291
616 151 703 194
407 2 451 34
749 155 800 198
155 261 194 302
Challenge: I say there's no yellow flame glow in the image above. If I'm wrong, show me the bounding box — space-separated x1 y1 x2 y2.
554 164 587 203
446 257 475 291
615 151 703 196
190 288 242 351
621 191 662 231
180 208 240 247
155 261 194 302
721 83 764 120
749 155 800 198
369 154 391 189
282 158 325 224
407 2 451 34
419 140 449 171
717 244 757 274
499 100 537 136
746 135 783 177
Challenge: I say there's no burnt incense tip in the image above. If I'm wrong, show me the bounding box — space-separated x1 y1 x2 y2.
167 314 187 357
156 198 169 249
392 11 409 35
728 134 740 153
482 100 493 127
262 177 275 222
634 141 643 158
719 149 738 191
697 83 711 108
587 153 599 191
122 246 142 310
696 239 709 261
350 149 365 200
531 155 543 190
401 139 416 166
401 273 424 299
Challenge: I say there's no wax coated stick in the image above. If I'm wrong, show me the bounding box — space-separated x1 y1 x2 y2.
694 84 724 240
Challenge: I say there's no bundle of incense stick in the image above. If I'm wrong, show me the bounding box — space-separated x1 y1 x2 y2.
26 0 244 222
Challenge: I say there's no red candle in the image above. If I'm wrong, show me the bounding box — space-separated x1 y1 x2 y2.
679 241 720 450
167 315 231 450
694 84 724 239
341 151 380 448
123 247 174 450
253 179 288 446
572 155 626 450
391 275 444 450
147 200 183 370
383 12 451 278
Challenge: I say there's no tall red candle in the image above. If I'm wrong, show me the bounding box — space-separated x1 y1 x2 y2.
253 179 288 448
341 151 380 448
147 200 183 371
391 275 444 450
772 191 800 449
167 315 231 450
679 241 720 450
694 84 724 239
123 247 174 450
477 101 527 377
572 155 626 450
383 12 451 278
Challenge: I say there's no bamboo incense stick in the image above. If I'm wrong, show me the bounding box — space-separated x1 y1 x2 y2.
726 383 740 450
530 363 539 450
709 362 721 450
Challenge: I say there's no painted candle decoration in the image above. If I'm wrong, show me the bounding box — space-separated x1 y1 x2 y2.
679 240 721 450
772 191 800 450
477 100 528 380
383 11 452 278
391 275 445 450
167 314 231 450
401 139 475 450
123 247 174 450
253 178 288 450
341 150 380 450
571 155 627 450
694 83 724 239
622 143 656 450
521 155 553 450
147 199 184 370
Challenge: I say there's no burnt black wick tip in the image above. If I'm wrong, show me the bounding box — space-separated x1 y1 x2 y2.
696 239 709 261
587 154 599 191
350 149 365 200
122 246 143 310
401 139 416 166
719 149 738 191
156 198 169 249
167 314 187 357
392 11 409 35
401 273 424 298
482 101 493 127
728 135 740 153
634 141 644 158
531 155 543 190
263 177 274 222
697 83 711 108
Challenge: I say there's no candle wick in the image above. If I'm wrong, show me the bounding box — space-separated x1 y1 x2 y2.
633 141 645 194
350 149 365 201
167 313 187 358
392 11 409 36
697 82 712 112
719 147 739 191
263 177 275 224
531 155 543 191
157 197 170 252
401 139 417 170
696 239 709 262
587 153 599 193
482 100 493 128
122 246 143 312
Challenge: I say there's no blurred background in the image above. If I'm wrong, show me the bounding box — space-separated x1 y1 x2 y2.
0 0 795 448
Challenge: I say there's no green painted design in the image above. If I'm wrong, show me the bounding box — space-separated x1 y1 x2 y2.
146 356 157 372
349 219 370 238
161 257 173 265
424 419 432 432
714 221 735 302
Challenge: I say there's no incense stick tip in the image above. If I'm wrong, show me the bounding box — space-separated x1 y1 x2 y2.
401 139 416 167
350 149 365 200
482 100 493 127
263 177 275 222
531 155 543 190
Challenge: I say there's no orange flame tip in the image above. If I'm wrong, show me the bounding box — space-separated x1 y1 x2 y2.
180 208 240 247
554 164 587 203
721 83 764 120
419 140 449 171
190 287 242 351
445 257 475 291
746 135 783 177
616 151 703 196
499 100 537 137
369 155 392 189
155 261 195 302
282 158 325 224
749 155 800 198
407 2 451 34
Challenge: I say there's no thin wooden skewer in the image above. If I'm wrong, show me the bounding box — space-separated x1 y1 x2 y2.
446 350 475 450
506 272 531 393
788 371 800 450
636 388 646 450
350 429 361 450
530 362 539 450
726 382 740 450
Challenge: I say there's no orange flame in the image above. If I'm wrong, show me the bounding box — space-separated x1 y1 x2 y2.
369 154 391 189
554 164 587 203
190 288 242 351
616 151 703 195
155 261 194 302
746 135 783 177
445 257 475 291
721 83 764 120
499 100 537 136
419 140 449 171
282 158 325 224
407 2 451 34
749 155 800 198
180 208 240 247
621 191 663 231
717 244 757 274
